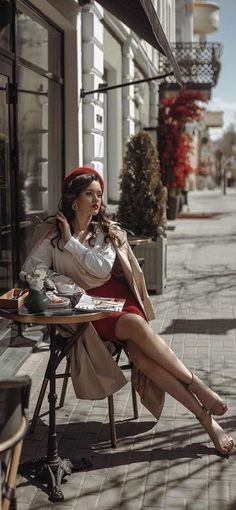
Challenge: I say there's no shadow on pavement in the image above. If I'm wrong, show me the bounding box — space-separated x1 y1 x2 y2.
17 414 236 503
161 318 236 335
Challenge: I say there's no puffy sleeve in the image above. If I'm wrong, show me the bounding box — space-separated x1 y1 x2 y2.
64 231 116 278
23 237 53 272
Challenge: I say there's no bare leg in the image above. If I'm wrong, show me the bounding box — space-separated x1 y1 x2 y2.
115 314 227 415
116 314 192 383
127 341 233 455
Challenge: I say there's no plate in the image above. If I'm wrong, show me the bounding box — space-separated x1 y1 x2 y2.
47 296 71 308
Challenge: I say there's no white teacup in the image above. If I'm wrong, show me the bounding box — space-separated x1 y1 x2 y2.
55 282 75 295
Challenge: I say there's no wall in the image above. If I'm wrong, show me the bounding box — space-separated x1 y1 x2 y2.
103 27 123 201
80 1 177 202
175 0 194 42
82 2 104 181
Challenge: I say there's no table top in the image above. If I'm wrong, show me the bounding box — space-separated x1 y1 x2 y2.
0 306 111 325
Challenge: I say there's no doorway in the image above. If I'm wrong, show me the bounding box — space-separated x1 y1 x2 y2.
0 60 14 293
0 3 64 294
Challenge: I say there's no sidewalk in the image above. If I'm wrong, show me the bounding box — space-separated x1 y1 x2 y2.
16 188 236 510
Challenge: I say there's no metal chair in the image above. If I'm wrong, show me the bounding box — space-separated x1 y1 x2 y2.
30 335 138 448
0 375 31 510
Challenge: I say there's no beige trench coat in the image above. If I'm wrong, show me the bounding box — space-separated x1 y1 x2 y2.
25 221 165 420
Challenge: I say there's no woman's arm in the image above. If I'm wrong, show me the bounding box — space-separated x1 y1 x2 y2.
64 233 116 278
56 211 116 278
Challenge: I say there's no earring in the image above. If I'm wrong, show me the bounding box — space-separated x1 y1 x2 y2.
72 202 78 211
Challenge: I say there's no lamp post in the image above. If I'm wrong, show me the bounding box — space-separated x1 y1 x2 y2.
223 159 227 195
215 148 223 190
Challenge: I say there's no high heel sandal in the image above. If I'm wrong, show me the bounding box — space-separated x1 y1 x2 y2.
196 407 234 456
188 372 228 416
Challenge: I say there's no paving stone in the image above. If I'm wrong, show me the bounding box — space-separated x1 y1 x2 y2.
13 189 236 509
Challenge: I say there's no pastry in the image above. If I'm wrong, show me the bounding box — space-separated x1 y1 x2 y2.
47 292 65 304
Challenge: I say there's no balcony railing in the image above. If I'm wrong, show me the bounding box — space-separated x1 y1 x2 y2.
159 42 223 91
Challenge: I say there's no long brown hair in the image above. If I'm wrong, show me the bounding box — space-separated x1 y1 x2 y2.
50 173 121 249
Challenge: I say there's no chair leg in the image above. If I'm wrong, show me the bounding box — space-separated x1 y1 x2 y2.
59 357 70 407
108 395 117 448
30 379 49 433
131 384 138 419
2 441 23 510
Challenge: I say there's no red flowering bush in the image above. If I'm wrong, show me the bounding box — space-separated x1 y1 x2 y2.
158 90 207 189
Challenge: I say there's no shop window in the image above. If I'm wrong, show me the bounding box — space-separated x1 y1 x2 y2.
17 10 62 76
0 3 64 284
16 6 64 264
0 0 11 51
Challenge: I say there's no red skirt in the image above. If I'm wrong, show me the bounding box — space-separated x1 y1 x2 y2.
86 276 146 342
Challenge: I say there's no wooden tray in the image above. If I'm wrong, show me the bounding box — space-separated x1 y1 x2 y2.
0 288 29 310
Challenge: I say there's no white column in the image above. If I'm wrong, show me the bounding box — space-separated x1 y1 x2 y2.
122 40 135 149
81 2 105 179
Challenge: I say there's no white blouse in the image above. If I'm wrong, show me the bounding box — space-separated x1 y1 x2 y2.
23 229 117 290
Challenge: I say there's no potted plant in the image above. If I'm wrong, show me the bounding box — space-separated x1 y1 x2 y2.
117 131 167 294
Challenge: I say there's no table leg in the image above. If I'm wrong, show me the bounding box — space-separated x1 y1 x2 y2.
20 323 92 502
20 325 71 501
41 323 73 501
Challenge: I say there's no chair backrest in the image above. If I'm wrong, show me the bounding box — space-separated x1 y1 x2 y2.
0 376 31 450
0 375 31 510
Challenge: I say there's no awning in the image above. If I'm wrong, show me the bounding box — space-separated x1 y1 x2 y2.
79 0 182 85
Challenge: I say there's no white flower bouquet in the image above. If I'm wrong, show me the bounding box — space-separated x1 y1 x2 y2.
19 267 55 292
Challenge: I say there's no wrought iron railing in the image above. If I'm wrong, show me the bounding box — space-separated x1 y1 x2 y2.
159 42 223 90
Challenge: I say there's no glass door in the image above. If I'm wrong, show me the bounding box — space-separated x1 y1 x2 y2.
0 4 64 297
16 7 64 265
0 60 13 293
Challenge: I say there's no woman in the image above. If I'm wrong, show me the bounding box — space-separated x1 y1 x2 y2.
23 166 233 456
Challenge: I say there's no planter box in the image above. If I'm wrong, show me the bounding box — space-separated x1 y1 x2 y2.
133 236 167 294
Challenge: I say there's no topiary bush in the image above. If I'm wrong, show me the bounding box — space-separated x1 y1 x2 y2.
117 131 166 240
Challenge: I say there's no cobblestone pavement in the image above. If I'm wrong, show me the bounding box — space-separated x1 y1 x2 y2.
16 188 236 510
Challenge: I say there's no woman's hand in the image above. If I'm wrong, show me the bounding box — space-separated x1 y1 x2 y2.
57 211 71 243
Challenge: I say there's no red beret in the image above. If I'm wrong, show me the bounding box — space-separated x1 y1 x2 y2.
62 166 104 193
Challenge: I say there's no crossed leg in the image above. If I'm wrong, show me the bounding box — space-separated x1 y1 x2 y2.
115 314 233 455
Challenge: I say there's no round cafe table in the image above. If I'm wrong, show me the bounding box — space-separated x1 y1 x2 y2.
0 306 111 502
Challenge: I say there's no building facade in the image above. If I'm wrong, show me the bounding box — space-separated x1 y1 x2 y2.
0 0 176 315
159 0 221 190
82 0 176 203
